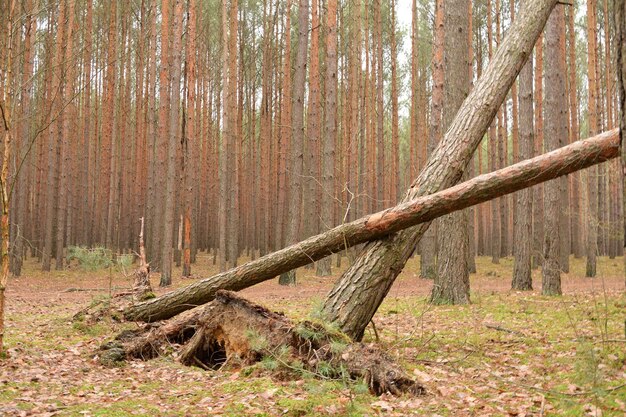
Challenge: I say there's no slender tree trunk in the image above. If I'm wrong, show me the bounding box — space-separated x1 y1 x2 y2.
316 0 337 277
532 35 544 268
12 0 35 277
161 0 183 286
541 6 565 295
487 0 500 265
0 0 15 356
182 0 197 277
558 11 570 273
614 0 625 285
568 6 583 259
390 0 399 204
55 0 76 270
586 0 599 277
124 129 620 323
305 0 321 249
419 0 443 279
512 54 534 291
280 0 308 285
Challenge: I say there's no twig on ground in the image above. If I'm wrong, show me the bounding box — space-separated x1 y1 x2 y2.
485 324 526 337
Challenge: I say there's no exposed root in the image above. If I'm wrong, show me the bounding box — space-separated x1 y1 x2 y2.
101 291 425 396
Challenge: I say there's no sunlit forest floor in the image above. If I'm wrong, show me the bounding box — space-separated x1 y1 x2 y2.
1 255 625 416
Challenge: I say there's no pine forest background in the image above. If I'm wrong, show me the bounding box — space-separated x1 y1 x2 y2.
0 0 621 285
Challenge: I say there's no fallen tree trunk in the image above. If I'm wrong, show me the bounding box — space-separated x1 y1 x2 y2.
124 129 619 323
106 291 425 396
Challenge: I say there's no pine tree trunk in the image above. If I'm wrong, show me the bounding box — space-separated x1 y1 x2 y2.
532 36 544 269
613 0 625 283
160 0 183 286
280 0 308 285
431 0 470 305
0 0 15 356
419 0 444 279
568 7 583 258
123 129 620 323
541 6 564 296
315 0 337 278
586 0 599 277
512 54 534 291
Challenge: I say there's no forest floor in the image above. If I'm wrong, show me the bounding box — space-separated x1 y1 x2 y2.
1 254 625 416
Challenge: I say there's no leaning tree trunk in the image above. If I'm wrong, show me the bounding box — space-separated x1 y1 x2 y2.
123 129 619 323
321 0 560 341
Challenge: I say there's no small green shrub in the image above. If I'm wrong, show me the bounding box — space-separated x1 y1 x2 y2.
67 246 134 271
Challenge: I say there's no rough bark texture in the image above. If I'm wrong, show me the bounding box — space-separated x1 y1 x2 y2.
419 0 444 280
316 0 337 277
512 55 534 291
123 129 620 323
160 0 183 286
279 0 309 285
109 291 425 396
0 0 15 355
586 0 599 278
541 6 564 296
616 0 626 283
431 0 470 305
321 0 560 341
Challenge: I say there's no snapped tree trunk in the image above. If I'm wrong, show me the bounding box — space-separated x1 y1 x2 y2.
123 129 619 323
321 0 560 341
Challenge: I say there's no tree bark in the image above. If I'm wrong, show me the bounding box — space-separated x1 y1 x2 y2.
279 0 308 285
541 6 565 296
124 129 620 323
0 0 15 356
419 0 444 279
321 0 560 341
512 54 534 291
586 0 599 277
316 0 337 278
160 0 183 286
615 0 625 285
431 0 470 305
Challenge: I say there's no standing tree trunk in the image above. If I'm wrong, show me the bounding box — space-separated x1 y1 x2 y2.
321 0 559 341
419 0 444 279
316 0 337 277
279 0 308 285
512 52 534 291
541 6 565 296
614 0 625 284
488 0 500 265
55 0 76 270
182 0 197 277
532 35 544 268
586 0 599 277
0 0 15 356
304 0 321 248
568 6 583 259
430 0 470 305
161 0 183 286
